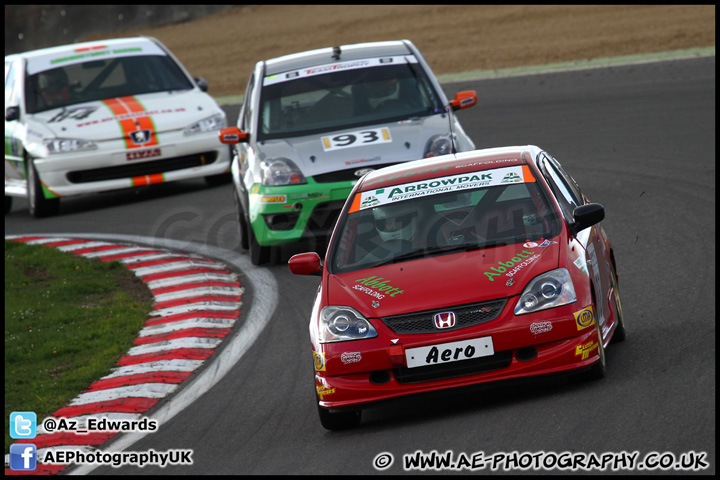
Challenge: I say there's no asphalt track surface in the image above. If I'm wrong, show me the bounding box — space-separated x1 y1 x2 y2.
5 55 715 475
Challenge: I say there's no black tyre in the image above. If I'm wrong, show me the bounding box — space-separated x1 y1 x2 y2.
205 172 232 186
233 189 250 251
27 158 59 218
586 324 607 380
247 220 272 266
317 404 362 431
609 265 627 344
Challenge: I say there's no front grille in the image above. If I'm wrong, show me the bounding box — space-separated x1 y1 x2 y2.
304 200 346 237
66 151 218 184
395 351 513 384
312 163 399 183
381 299 507 334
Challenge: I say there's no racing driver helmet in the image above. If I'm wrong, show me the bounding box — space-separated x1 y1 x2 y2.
365 77 399 99
372 201 419 242
38 68 71 106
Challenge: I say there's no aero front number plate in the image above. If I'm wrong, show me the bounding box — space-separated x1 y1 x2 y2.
405 337 494 368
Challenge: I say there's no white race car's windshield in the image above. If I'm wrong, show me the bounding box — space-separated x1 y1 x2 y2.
330 178 562 274
258 58 445 141
25 55 194 113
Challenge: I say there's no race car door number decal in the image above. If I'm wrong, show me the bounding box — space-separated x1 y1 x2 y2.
405 336 494 368
322 127 391 152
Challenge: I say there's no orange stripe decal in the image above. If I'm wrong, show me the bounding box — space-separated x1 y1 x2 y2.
148 173 164 184
118 96 145 113
348 193 362 213
102 97 158 150
131 174 165 187
522 165 536 182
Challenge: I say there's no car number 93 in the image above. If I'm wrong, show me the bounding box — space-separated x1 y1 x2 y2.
322 127 391 151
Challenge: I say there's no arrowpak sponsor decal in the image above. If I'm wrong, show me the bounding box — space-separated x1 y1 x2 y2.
351 165 536 212
5 235 243 475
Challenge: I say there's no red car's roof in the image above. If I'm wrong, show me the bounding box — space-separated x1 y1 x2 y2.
358 146 535 192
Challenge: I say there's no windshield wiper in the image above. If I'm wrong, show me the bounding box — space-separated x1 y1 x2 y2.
374 243 482 267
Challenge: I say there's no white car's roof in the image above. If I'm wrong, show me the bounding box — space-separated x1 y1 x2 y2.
263 40 415 76
5 37 167 74
6 36 161 60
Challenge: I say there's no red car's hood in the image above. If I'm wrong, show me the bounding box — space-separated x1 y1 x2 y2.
327 239 561 319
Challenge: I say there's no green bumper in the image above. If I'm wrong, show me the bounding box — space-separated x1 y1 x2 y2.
248 178 356 246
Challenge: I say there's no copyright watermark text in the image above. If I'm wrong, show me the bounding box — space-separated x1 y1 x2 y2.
373 450 709 472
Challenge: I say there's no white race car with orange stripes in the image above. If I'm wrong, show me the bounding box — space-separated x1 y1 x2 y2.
5 36 231 217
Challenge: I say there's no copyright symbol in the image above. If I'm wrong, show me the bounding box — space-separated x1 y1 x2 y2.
373 452 394 471
43 418 56 432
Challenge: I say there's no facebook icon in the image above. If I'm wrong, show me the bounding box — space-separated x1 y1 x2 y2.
10 443 37 471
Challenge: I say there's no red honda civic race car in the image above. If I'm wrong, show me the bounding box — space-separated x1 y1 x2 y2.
289 145 626 430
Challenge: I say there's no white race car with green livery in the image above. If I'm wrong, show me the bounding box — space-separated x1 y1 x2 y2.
219 40 477 265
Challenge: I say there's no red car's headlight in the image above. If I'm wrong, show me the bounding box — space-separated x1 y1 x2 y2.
514 268 577 315
319 306 378 343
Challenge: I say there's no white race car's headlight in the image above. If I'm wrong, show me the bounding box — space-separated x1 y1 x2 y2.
44 138 97 155
183 113 226 136
514 268 577 315
424 134 454 157
319 306 378 343
260 157 306 186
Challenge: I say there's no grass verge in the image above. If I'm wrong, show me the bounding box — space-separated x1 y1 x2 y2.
4 240 154 452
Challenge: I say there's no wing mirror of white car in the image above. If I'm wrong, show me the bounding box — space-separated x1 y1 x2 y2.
219 126 249 144
288 252 323 276
449 90 477 111
194 77 208 92
571 203 605 236
5 106 20 122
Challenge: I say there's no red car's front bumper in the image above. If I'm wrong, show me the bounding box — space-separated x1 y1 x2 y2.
315 313 603 410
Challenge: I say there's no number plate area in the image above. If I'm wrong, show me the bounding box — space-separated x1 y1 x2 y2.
405 337 494 369
321 127 391 151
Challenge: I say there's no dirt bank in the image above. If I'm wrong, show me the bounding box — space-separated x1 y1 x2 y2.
84 5 714 98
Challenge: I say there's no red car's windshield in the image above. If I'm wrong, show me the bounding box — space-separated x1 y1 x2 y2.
330 176 562 274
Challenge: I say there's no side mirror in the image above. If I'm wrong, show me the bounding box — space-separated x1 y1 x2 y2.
571 203 605 236
288 252 322 276
5 106 20 122
219 126 249 144
194 77 208 92
449 90 477 111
